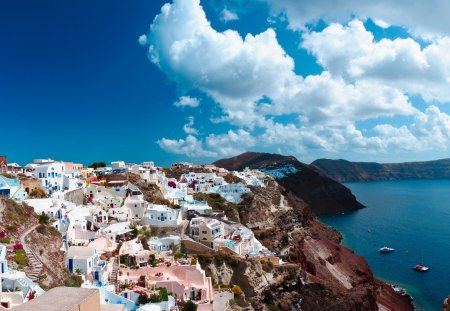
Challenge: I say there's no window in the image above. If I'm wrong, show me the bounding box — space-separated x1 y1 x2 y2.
202 230 207 234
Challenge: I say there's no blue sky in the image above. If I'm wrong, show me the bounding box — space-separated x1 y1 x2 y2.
2 0 450 166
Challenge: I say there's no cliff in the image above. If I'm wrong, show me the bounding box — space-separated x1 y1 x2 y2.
214 152 364 215
194 173 413 310
312 158 450 182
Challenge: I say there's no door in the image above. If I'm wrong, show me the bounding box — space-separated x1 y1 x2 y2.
68 259 73 271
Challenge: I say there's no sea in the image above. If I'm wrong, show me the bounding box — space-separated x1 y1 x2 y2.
320 179 450 311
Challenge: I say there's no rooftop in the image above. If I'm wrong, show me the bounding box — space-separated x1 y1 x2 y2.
11 287 99 311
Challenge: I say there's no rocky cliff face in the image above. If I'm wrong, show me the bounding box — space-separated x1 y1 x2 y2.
214 152 364 215
312 158 450 182
209 153 413 311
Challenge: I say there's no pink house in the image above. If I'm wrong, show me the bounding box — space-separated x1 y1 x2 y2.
119 263 213 303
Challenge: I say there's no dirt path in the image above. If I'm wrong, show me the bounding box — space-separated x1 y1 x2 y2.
20 224 44 282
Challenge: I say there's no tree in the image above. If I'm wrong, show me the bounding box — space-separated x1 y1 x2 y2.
149 254 158 267
182 300 198 311
169 242 179 254
138 293 151 305
38 213 50 225
88 162 106 170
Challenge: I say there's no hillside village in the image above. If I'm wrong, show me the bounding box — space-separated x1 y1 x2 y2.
0 156 284 311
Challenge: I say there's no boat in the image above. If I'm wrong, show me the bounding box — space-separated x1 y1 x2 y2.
413 264 429 272
379 246 394 253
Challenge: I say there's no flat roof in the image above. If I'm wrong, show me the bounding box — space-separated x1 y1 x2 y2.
12 287 98 311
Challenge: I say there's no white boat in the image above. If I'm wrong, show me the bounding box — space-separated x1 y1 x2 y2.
413 264 429 272
379 246 395 253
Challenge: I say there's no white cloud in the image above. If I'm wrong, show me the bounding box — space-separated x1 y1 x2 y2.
265 0 450 39
302 20 450 102
174 96 200 108
138 34 147 46
220 8 239 22
141 0 298 127
183 116 198 135
158 129 256 158
145 0 450 159
157 135 215 157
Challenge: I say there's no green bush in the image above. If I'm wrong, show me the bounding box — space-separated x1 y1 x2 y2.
156 287 169 301
14 249 28 266
174 252 183 259
38 214 50 225
181 300 198 311
0 237 11 244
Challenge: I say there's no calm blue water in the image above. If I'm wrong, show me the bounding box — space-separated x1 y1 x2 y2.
321 180 450 311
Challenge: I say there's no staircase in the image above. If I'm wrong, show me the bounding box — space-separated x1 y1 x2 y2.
109 257 120 291
26 251 43 282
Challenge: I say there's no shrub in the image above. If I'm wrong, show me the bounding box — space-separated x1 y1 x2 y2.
0 237 11 244
261 259 274 272
14 249 28 266
38 213 50 225
181 300 198 311
156 287 169 301
174 252 183 259
231 285 243 297
191 257 198 265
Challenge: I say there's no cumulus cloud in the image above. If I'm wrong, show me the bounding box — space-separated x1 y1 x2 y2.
158 129 256 158
183 116 198 135
265 0 450 39
144 0 450 159
302 20 450 102
174 96 200 108
141 0 298 127
157 135 215 157
220 8 239 22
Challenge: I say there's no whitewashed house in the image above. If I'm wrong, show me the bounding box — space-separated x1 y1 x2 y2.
181 200 213 215
124 197 147 220
119 239 153 267
66 206 96 245
0 175 27 200
67 246 107 284
32 160 65 193
212 183 251 203
147 235 181 252
143 204 182 227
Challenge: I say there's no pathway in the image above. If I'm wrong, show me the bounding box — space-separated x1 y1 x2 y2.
20 223 44 282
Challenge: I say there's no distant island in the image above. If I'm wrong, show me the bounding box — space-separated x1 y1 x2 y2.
312 158 450 182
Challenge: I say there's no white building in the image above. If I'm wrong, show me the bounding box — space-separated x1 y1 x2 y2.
111 161 127 171
143 204 182 227
124 197 147 220
147 235 181 252
119 238 153 267
212 183 251 203
181 200 212 216
66 246 107 284
66 206 96 245
0 175 27 200
32 161 65 193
